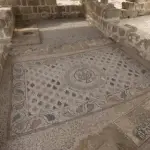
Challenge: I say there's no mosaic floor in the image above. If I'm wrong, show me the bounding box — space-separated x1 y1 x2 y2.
10 45 150 137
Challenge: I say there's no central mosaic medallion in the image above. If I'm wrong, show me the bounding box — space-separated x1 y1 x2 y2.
74 68 94 83
66 65 105 90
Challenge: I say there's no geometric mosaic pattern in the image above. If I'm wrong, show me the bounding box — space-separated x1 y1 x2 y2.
10 46 150 137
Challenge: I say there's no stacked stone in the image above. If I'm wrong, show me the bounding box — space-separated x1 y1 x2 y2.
85 0 122 40
121 0 150 18
86 0 120 21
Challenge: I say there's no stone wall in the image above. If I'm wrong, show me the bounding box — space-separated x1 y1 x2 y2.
85 0 150 69
0 0 84 20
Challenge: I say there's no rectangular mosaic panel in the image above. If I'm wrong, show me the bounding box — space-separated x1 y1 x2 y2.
10 46 150 137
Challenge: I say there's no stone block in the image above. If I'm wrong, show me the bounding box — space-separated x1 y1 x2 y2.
103 8 120 20
49 5 57 14
10 0 84 20
6 0 21 6
20 6 32 14
122 1 150 11
38 6 50 13
0 19 6 28
21 0 27 6
144 2 150 9
138 9 150 15
27 0 40 6
0 46 5 68
39 0 45 5
32 6 38 13
0 0 6 5
120 9 138 18
45 0 56 5
12 6 21 15
95 4 101 15
101 0 108 4
122 2 135 10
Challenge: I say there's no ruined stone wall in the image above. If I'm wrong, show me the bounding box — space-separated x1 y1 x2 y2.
86 0 150 69
121 0 150 18
0 0 84 20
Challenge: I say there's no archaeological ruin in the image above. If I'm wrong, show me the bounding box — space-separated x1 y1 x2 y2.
0 0 150 149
